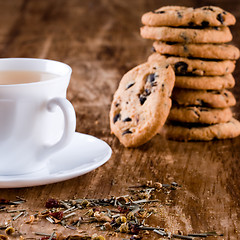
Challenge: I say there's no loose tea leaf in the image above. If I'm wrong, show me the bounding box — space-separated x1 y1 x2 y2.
0 182 223 240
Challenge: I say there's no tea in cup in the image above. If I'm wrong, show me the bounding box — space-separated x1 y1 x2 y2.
0 58 76 175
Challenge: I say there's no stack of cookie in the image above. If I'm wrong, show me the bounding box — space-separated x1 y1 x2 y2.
140 6 240 141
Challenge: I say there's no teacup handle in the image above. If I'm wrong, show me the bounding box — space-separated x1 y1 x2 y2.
39 97 76 159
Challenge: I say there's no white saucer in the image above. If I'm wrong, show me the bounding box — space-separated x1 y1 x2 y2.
0 132 112 188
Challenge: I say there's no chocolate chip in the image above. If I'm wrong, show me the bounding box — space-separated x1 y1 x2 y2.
122 129 132 135
115 103 119 107
126 82 135 89
179 33 188 41
192 109 200 118
213 26 219 30
201 21 209 27
177 11 182 18
217 13 224 24
223 11 227 15
147 73 155 83
113 113 121 123
139 95 147 105
174 62 188 75
147 73 158 87
165 64 170 68
162 83 165 91
144 88 151 96
123 117 132 122
202 7 214 11
154 10 165 14
183 45 188 52
151 46 156 52
151 82 157 87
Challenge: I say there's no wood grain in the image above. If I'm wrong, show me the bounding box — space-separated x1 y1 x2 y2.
0 0 240 239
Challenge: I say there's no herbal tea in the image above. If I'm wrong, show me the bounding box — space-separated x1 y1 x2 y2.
0 71 59 85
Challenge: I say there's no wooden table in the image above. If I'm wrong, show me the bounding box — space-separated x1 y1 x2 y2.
0 0 240 239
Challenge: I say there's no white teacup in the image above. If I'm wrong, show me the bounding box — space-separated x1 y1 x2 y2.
0 58 76 175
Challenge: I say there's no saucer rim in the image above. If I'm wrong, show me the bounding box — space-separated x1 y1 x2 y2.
0 132 112 188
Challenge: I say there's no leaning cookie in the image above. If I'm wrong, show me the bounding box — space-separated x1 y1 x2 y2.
110 61 175 147
142 6 236 27
140 26 232 43
168 105 232 124
175 74 235 90
161 118 240 141
172 89 236 108
148 53 235 76
153 42 240 60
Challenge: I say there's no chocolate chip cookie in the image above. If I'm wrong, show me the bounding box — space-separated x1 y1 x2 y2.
172 89 236 108
161 118 240 141
142 6 236 27
153 41 240 60
148 53 235 76
140 26 232 43
174 74 235 90
110 61 175 147
168 105 232 124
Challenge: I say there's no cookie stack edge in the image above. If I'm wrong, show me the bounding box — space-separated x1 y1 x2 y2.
141 5 240 141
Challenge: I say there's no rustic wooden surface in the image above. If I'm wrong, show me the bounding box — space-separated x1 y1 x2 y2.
0 0 240 239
